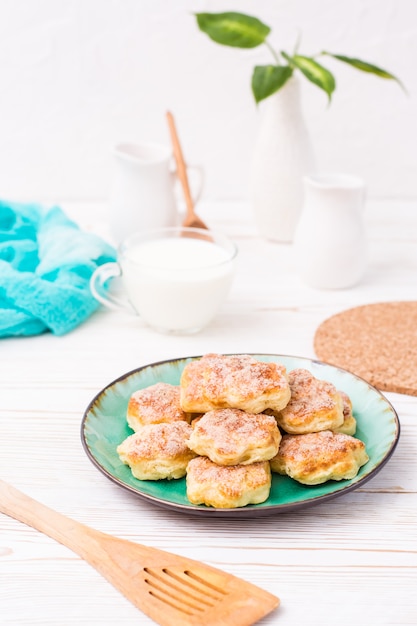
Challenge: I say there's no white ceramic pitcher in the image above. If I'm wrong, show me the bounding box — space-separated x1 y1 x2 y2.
109 141 203 243
293 174 368 289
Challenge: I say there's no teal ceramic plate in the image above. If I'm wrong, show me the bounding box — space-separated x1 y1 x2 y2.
81 354 400 518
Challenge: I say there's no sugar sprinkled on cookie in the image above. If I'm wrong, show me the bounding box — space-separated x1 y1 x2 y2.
274 368 344 434
180 353 291 414
270 430 369 485
187 408 281 465
186 456 272 508
117 421 196 480
127 382 192 431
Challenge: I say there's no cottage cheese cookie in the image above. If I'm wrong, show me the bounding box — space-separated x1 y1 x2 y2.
270 430 369 485
332 390 357 436
187 408 281 466
274 368 344 434
180 353 291 414
186 456 271 508
127 382 192 432
117 421 196 480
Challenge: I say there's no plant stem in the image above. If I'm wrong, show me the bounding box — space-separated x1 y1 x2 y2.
264 40 281 65
293 29 302 55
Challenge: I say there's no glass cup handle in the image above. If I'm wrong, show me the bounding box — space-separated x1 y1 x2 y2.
90 262 133 313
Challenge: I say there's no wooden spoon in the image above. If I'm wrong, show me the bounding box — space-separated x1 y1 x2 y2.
0 479 280 625
166 111 208 230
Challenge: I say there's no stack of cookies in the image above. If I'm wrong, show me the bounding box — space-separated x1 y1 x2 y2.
117 382 196 481
117 354 369 509
267 368 368 485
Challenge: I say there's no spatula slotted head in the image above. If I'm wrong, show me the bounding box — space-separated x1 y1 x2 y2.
93 531 280 625
134 563 280 626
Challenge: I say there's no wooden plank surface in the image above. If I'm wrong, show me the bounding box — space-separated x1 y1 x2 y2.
1 200 416 625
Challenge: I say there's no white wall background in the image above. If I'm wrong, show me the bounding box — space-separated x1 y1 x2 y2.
0 0 415 204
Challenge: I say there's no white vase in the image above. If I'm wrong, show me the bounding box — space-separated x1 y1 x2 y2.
249 76 315 242
293 173 368 289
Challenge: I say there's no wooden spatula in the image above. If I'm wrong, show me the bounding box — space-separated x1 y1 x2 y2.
166 111 208 230
0 479 280 625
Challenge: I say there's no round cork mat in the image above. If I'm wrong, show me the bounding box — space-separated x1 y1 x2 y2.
314 301 417 396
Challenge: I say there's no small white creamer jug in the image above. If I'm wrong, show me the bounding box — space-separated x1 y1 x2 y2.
293 174 368 289
109 141 203 244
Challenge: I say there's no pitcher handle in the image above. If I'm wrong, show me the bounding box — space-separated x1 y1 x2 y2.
171 163 205 207
186 165 204 205
90 262 135 314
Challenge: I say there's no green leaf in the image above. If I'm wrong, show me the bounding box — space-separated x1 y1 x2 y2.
323 52 405 90
282 52 336 100
252 65 293 103
195 12 270 48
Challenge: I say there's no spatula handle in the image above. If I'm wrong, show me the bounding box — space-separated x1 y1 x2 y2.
0 479 97 556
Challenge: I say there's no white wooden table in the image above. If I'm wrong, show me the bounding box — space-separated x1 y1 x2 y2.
1 200 416 625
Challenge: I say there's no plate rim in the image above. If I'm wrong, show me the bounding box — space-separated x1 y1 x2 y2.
80 353 401 518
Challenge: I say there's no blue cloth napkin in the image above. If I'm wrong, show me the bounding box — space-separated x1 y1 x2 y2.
0 200 116 337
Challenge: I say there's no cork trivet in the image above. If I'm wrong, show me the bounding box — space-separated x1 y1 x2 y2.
314 301 417 396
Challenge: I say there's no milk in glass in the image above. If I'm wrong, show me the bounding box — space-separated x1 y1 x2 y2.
121 236 236 332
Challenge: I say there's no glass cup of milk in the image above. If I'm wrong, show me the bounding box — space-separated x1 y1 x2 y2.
90 226 238 334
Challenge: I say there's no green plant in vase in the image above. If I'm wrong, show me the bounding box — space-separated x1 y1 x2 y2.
195 11 403 103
